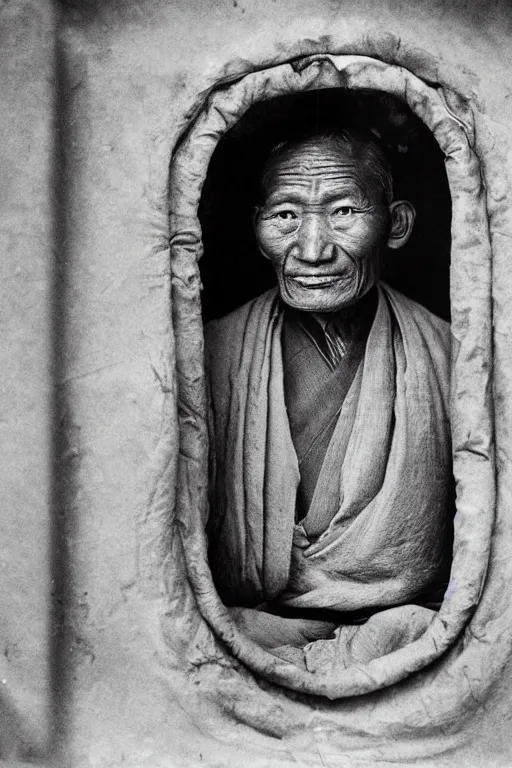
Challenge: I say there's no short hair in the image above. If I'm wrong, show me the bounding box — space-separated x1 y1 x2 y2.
259 128 394 205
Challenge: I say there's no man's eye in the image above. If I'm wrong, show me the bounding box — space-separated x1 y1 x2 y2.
272 211 297 221
333 206 354 216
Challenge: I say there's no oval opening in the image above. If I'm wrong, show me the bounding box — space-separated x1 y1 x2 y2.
168 55 494 703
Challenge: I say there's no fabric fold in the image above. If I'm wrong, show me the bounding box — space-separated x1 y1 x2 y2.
206 283 452 617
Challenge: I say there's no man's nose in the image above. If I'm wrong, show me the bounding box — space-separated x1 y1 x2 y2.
294 214 336 264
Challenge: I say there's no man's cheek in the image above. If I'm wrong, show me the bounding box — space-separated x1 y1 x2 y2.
258 233 292 263
334 229 381 261
334 225 371 247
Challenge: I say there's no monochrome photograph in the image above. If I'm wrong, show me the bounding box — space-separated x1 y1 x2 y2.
1 1 510 766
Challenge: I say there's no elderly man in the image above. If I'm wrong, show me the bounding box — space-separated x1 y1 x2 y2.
205 129 453 658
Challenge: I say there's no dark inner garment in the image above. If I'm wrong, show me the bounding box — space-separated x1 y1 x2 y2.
282 288 378 528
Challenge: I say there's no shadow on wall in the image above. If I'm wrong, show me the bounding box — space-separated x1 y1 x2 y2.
199 88 452 323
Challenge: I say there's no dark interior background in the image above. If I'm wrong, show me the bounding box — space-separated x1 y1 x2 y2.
198 87 451 323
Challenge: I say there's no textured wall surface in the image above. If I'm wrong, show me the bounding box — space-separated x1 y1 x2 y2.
3 0 512 765
0 0 55 762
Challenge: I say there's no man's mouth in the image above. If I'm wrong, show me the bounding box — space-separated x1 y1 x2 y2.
287 274 344 289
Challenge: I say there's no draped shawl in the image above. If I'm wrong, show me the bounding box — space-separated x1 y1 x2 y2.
205 284 452 615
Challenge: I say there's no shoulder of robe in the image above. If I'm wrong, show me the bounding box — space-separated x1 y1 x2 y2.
204 288 278 358
204 288 277 369
381 283 451 356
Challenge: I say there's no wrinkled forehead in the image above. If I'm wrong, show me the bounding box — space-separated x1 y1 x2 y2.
261 138 381 199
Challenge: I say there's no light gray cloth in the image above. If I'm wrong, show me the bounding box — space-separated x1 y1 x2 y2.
206 284 453 661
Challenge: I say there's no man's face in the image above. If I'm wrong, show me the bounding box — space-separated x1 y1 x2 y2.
254 138 391 313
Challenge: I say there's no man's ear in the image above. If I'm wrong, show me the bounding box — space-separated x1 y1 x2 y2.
387 200 416 250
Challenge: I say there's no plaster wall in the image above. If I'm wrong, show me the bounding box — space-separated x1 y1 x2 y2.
0 0 55 761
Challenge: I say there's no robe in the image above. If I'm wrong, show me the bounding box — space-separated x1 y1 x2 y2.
205 283 453 659
281 288 377 531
